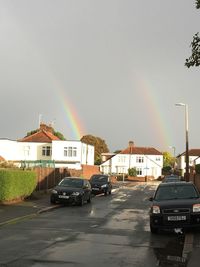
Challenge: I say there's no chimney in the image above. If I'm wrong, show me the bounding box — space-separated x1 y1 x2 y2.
40 123 53 133
129 141 134 154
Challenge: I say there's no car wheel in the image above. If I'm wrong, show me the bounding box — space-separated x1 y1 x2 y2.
79 196 84 206
104 190 108 196
87 194 91 203
109 190 111 195
50 197 56 204
150 224 158 234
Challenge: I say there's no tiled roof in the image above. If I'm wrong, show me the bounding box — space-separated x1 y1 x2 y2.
18 130 60 143
178 149 200 157
120 146 162 155
0 156 5 161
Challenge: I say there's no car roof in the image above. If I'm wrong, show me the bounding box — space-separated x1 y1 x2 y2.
158 181 193 187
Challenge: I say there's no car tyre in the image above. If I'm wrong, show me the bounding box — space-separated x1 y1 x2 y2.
109 190 112 195
79 196 84 206
87 194 91 203
50 197 56 204
150 224 158 234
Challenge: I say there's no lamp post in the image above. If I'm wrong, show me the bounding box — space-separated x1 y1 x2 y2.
169 146 176 157
175 103 189 182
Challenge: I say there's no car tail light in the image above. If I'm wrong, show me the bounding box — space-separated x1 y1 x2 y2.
152 205 160 214
193 204 200 213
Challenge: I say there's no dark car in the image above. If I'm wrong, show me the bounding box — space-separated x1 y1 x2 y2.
162 174 182 183
149 182 200 233
89 174 112 196
50 177 92 206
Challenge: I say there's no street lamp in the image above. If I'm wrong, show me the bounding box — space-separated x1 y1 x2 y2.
175 103 189 182
169 146 176 157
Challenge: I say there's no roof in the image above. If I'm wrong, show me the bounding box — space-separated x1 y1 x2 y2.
120 146 162 155
18 130 60 143
177 149 200 157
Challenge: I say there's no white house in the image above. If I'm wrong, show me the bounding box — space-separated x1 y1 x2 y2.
176 149 200 176
100 141 163 179
0 124 94 169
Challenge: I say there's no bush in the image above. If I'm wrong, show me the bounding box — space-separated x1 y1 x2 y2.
128 168 137 177
0 169 37 202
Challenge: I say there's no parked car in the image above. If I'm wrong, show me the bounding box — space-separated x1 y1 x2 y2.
50 177 92 206
149 181 200 233
162 174 182 183
89 174 112 196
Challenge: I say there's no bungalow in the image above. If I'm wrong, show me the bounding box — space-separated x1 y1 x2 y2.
0 123 94 169
100 141 163 179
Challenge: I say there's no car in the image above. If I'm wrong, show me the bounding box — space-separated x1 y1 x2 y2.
162 174 183 183
149 181 200 233
50 177 92 206
89 174 112 196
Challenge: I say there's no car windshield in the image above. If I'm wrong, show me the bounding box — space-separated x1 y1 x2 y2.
154 184 199 201
59 178 83 188
90 175 108 183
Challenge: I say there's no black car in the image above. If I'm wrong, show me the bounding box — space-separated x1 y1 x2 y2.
149 182 200 233
162 174 182 183
89 174 112 196
50 177 92 206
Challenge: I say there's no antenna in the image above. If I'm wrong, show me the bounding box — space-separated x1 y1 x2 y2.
38 114 42 128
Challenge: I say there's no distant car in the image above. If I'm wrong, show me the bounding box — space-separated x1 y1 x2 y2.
149 182 200 233
162 174 182 183
89 174 112 196
50 177 92 206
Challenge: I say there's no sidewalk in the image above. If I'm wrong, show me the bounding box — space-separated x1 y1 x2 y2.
0 192 60 227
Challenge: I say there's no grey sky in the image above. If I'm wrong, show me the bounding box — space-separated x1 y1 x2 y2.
0 0 199 155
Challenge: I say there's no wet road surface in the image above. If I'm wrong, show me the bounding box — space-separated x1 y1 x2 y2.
0 183 199 266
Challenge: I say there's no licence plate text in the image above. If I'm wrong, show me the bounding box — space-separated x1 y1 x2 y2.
168 215 186 221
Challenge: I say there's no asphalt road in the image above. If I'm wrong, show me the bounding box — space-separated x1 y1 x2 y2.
0 183 199 267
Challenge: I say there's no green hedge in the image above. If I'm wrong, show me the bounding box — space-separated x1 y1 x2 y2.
0 169 37 201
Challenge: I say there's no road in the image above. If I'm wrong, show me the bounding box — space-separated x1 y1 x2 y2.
0 182 199 267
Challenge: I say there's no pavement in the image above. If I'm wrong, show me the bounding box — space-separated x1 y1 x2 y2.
0 191 60 227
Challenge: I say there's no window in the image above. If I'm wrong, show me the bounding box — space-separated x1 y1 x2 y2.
136 167 143 175
64 147 77 157
156 157 161 161
136 156 144 163
118 156 126 163
42 146 51 156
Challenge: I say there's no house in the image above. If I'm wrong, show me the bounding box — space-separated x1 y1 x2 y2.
100 141 163 179
0 123 94 169
176 149 200 176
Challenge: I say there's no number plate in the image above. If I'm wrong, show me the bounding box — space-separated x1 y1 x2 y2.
58 195 69 199
167 215 186 221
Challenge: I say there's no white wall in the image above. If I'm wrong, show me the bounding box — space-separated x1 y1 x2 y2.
100 153 163 178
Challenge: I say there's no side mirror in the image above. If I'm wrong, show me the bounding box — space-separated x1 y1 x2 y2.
149 197 153 201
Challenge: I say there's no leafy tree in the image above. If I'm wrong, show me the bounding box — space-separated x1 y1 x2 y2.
185 1 200 67
163 151 176 167
81 135 109 165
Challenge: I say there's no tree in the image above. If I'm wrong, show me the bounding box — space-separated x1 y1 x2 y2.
81 135 109 165
185 1 200 67
163 151 176 168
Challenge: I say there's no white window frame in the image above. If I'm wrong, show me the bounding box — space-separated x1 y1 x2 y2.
136 156 144 163
64 146 77 157
42 146 51 156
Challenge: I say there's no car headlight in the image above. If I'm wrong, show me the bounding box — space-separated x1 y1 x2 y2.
152 205 160 214
193 204 200 212
101 184 108 188
72 192 80 196
51 189 57 194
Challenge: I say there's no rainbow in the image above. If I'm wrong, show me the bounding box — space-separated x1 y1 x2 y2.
133 75 171 150
55 85 85 140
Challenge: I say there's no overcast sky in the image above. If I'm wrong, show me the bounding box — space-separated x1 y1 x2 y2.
0 0 199 155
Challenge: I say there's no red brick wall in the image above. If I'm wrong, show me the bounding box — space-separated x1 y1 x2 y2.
81 164 101 179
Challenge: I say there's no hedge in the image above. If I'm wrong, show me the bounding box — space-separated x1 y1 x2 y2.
0 169 37 202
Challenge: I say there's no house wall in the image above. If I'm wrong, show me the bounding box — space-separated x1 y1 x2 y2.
177 155 200 176
100 153 163 178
